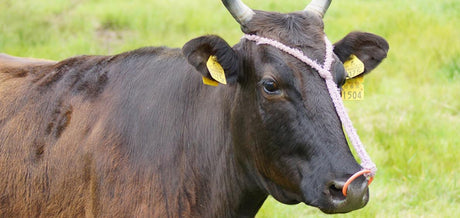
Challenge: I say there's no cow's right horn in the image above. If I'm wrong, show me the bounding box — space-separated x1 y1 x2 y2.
222 0 255 25
304 0 332 18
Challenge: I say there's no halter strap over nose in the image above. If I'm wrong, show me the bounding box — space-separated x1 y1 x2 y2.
242 34 377 181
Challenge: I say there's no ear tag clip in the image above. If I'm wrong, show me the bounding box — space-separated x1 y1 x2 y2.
342 54 365 101
202 55 227 86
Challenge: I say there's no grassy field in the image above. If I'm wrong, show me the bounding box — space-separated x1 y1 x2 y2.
1 0 459 217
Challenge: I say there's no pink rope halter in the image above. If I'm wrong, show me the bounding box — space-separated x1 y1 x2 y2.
242 34 377 192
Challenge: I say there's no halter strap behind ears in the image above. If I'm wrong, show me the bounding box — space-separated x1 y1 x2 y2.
242 34 377 181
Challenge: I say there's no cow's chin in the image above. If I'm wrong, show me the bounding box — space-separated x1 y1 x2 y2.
263 180 303 205
269 188 302 205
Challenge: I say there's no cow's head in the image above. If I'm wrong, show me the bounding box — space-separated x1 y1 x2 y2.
183 0 388 214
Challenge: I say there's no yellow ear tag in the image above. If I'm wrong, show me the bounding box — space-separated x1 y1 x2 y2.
343 54 365 79
342 54 365 101
206 55 227 85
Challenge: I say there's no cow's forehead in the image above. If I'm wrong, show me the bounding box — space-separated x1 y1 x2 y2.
244 11 325 47
240 12 346 88
241 10 329 68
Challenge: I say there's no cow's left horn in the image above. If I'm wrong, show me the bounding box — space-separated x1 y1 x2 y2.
222 0 255 25
304 0 332 18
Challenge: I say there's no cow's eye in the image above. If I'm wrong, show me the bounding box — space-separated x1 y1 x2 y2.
262 79 280 95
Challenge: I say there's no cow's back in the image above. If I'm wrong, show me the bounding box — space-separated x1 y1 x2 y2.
0 47 211 217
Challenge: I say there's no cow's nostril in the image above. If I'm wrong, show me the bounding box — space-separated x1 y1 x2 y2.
322 177 369 213
328 181 346 202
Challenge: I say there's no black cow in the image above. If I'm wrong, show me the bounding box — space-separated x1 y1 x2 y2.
0 0 388 216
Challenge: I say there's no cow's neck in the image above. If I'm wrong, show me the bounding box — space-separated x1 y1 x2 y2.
196 86 268 217
204 161 266 217
210 145 267 217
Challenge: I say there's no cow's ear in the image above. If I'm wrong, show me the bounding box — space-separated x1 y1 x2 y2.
333 31 389 76
182 35 239 85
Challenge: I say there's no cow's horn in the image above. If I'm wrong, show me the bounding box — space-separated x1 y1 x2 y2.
304 0 332 18
222 0 255 25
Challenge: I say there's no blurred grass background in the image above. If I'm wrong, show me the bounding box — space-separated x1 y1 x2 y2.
1 0 459 217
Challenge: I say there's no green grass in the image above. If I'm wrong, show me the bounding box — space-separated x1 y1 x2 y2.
1 0 459 217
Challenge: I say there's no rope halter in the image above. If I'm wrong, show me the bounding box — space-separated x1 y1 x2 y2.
242 34 377 195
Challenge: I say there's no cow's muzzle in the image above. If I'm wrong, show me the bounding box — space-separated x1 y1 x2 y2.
322 174 369 213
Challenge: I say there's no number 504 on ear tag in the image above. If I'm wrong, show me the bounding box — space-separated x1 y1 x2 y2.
342 76 364 100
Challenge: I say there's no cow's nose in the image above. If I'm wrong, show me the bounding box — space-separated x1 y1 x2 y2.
324 176 369 213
